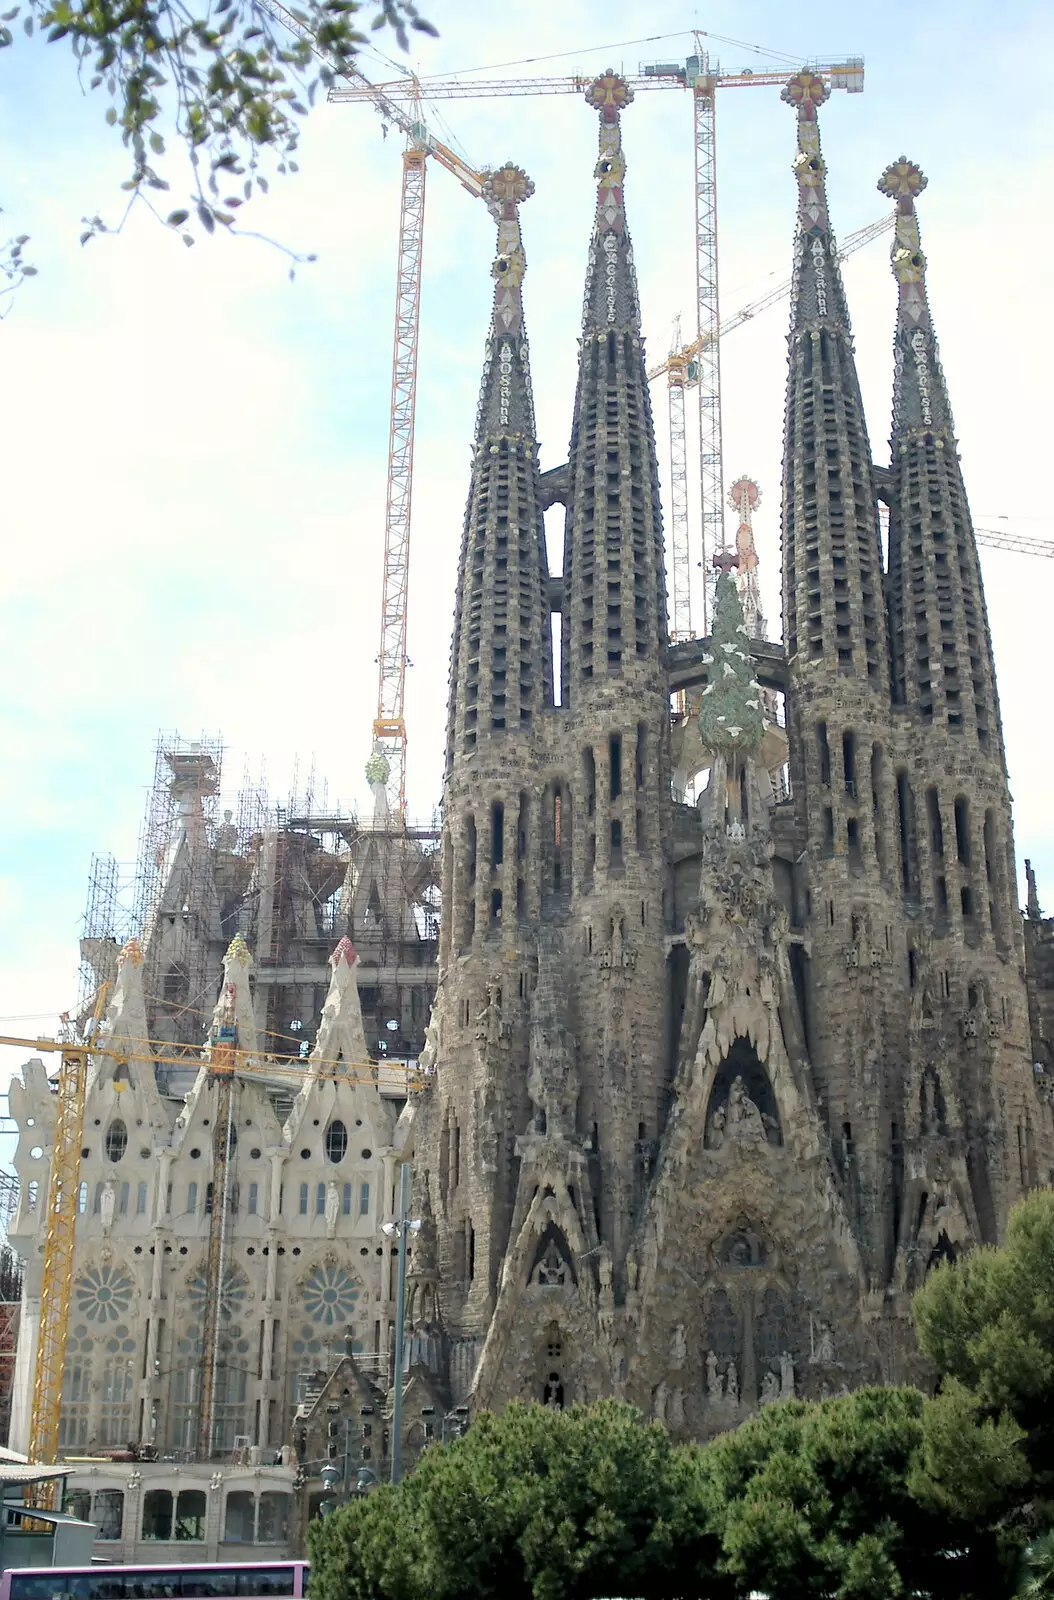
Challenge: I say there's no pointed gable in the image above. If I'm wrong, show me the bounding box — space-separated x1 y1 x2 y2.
311 939 369 1073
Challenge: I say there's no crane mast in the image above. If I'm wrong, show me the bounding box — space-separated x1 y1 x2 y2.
372 142 427 819
692 52 722 633
196 989 238 1460
25 986 110 1508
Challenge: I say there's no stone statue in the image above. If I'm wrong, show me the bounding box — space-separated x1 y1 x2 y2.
813 1323 834 1365
101 1178 116 1233
475 982 503 1046
670 1324 687 1366
534 1241 567 1287
706 1102 727 1150
706 1350 722 1399
760 1370 780 1406
726 1360 739 1405
325 1182 339 1238
727 1076 767 1145
780 1350 795 1398
653 1381 668 1423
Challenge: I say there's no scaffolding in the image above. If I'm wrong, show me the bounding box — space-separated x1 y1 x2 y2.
77 854 136 1020
0 1174 22 1447
137 734 225 1054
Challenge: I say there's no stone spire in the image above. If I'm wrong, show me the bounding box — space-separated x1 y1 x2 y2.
100 937 150 1058
879 158 1002 753
444 162 552 773
310 936 370 1071
779 71 888 690
561 71 667 705
204 932 258 1062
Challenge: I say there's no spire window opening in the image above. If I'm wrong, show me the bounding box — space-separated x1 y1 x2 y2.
926 787 944 857
491 801 505 869
954 797 971 865
609 734 622 800
583 747 596 817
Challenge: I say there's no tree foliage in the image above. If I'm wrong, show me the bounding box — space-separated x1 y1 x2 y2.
914 1187 1054 1490
308 1389 1022 1600
308 1195 1054 1600
0 0 435 245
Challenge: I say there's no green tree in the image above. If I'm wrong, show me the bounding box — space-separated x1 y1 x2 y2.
308 1400 716 1600
913 1188 1054 1491
688 1386 1018 1600
0 0 434 246
1018 1530 1054 1599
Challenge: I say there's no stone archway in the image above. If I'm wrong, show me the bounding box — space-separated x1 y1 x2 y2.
704 1037 781 1149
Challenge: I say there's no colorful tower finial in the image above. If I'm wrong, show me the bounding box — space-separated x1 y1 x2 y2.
483 162 534 341
473 163 537 440
878 157 952 437
581 70 640 329
331 936 358 969
224 931 252 967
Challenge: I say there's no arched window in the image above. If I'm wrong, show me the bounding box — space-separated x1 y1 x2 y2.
325 1120 348 1163
142 1488 173 1540
257 1491 291 1543
224 1489 255 1543
105 1120 127 1163
175 1488 207 1540
93 1489 124 1541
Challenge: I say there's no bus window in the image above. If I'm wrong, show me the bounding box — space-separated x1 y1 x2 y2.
124 1577 179 1600
89 1578 127 1600
180 1576 236 1599
236 1574 295 1597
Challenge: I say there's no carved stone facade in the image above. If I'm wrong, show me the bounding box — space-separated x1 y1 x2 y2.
8 930 403 1560
403 73 1054 1437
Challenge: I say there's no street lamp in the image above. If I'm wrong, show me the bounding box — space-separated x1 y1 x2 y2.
380 1162 420 1485
319 1463 341 1517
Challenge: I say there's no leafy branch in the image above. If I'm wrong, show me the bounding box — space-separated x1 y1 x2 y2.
0 0 435 254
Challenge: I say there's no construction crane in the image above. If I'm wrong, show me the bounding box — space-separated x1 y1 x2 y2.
257 0 489 822
975 527 1054 558
22 986 109 1510
331 45 865 637
196 984 238 1460
650 212 893 639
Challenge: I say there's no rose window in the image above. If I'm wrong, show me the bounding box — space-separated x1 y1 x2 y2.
75 1264 135 1323
302 1265 360 1327
189 1265 247 1322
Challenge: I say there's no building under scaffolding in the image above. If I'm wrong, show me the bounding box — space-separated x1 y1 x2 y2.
79 734 441 1072
4 734 442 1563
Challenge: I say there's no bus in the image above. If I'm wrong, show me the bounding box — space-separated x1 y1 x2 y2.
0 1565 309 1600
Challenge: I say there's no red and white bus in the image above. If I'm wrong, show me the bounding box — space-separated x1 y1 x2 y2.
0 1564 309 1600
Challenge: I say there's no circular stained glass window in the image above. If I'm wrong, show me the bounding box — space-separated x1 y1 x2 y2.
75 1263 135 1323
302 1265 360 1327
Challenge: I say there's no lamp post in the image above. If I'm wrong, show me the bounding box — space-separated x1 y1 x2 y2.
381 1161 419 1485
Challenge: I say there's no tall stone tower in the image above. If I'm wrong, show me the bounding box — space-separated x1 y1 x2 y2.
406 70 1052 1437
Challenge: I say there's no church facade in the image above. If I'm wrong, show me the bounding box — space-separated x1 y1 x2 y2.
404 69 1054 1432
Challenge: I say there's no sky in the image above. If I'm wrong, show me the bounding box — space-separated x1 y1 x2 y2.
0 0 1052 1093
